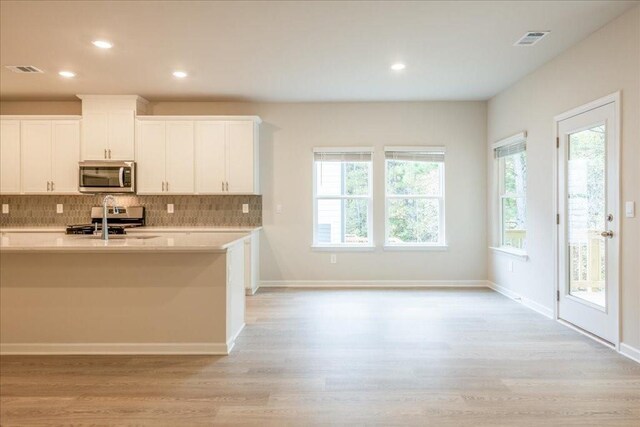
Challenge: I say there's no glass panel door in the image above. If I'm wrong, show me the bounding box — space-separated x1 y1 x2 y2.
567 125 606 308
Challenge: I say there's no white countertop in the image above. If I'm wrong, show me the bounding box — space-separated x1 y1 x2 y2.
0 226 262 233
0 231 250 253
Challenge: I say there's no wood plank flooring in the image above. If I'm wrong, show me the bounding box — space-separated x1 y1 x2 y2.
1 288 639 426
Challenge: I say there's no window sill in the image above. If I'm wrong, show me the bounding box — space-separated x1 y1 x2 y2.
383 244 448 252
311 245 376 252
489 246 529 260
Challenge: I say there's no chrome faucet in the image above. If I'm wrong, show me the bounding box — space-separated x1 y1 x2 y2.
101 195 118 241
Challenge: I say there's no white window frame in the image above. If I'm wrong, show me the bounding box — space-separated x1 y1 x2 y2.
312 147 374 250
384 146 446 249
491 132 528 259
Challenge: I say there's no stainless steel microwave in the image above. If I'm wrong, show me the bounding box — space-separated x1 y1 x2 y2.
78 161 136 193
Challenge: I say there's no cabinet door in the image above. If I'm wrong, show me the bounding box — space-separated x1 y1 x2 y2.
165 121 194 194
21 121 52 193
81 112 108 160
226 121 255 193
195 121 226 194
0 120 21 193
51 121 80 194
108 110 135 160
136 121 166 194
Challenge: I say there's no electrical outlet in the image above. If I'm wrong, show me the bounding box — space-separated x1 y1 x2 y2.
1 204 8 214
242 203 249 214
167 203 174 214
56 204 63 214
276 204 282 214
330 254 337 264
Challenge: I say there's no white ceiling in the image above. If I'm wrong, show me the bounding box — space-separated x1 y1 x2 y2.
0 0 637 102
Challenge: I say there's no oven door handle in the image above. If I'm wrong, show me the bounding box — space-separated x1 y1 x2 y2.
119 167 125 187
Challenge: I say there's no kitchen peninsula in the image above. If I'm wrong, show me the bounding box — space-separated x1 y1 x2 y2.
0 231 248 355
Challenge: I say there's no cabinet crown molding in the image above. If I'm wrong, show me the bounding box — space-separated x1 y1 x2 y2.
76 94 149 104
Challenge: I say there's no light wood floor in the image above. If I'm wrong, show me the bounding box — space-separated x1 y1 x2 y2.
1 288 639 426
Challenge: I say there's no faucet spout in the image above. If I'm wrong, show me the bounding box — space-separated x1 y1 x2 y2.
101 195 117 241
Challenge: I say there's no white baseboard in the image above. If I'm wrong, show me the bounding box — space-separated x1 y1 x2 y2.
620 343 640 363
259 280 487 288
486 281 554 319
0 342 230 356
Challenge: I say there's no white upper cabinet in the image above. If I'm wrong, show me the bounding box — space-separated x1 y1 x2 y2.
165 121 195 194
226 121 256 194
51 121 81 193
195 121 226 193
81 112 108 160
79 95 147 160
138 116 260 195
19 119 80 194
136 121 166 194
136 120 195 194
0 120 21 194
21 121 52 193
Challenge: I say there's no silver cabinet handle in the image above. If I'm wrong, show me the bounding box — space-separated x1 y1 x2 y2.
108 149 112 159
47 181 50 191
222 181 224 191
226 181 229 191
162 182 165 192
104 149 107 159
601 230 614 239
166 181 169 192
51 181 55 191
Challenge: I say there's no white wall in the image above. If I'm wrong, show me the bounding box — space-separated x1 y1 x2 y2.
487 6 640 349
149 101 488 284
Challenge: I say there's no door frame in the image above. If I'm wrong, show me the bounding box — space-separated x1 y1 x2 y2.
553 91 621 349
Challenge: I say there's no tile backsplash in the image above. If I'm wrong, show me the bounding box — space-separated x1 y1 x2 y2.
0 195 262 228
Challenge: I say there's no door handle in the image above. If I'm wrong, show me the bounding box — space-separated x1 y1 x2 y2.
601 230 614 238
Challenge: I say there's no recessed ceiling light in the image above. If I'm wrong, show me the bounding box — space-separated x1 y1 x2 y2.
58 70 76 78
92 40 113 49
391 63 406 71
173 71 188 78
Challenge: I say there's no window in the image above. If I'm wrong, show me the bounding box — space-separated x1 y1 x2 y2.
384 147 445 247
313 148 373 247
494 134 527 251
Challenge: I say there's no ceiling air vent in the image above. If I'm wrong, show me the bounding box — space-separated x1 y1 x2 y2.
5 65 44 73
514 31 550 46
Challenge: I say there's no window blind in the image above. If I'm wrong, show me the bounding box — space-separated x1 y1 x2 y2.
313 151 372 162
384 150 445 163
494 141 526 158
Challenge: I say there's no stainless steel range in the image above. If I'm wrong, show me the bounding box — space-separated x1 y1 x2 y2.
66 206 145 235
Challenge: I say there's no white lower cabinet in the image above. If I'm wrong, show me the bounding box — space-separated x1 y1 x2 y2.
0 120 22 194
20 120 80 194
136 120 194 194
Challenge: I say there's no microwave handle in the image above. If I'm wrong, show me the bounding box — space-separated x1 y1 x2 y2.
119 167 125 187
